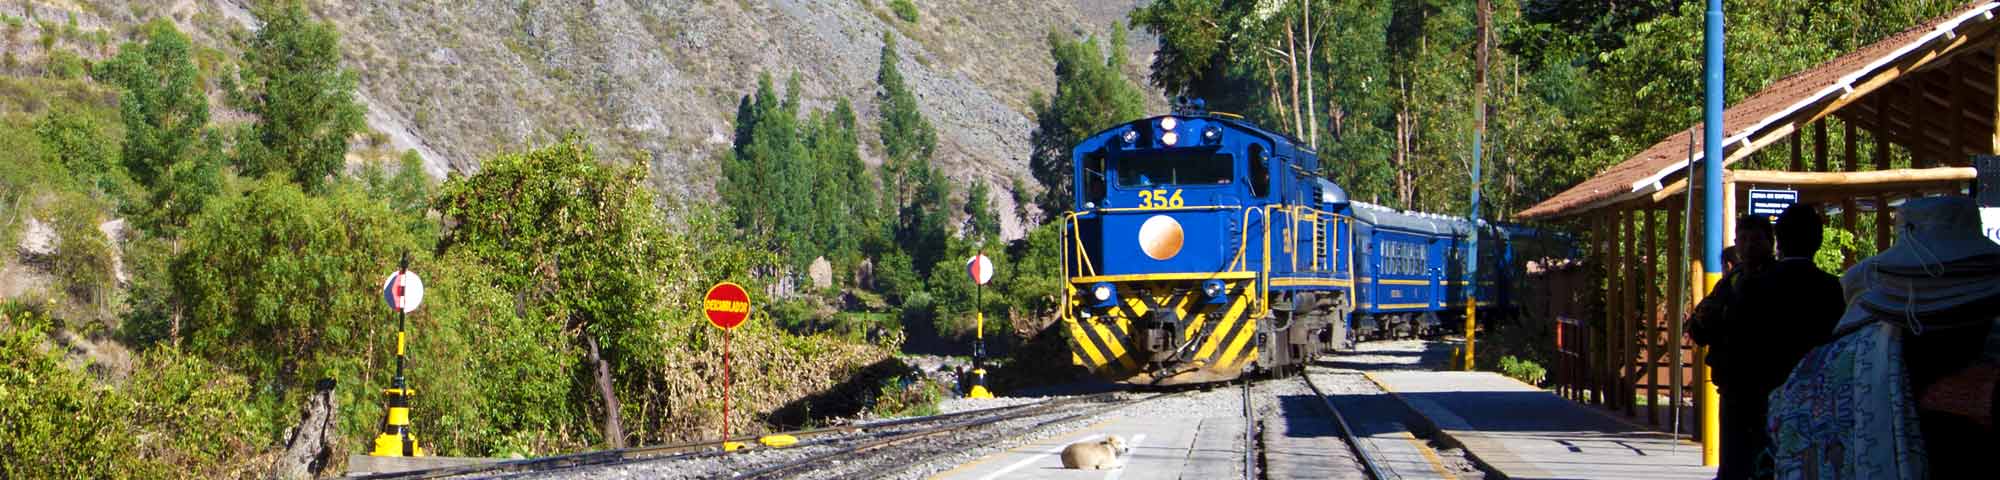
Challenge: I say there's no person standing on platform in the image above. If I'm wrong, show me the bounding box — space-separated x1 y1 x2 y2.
1693 205 1844 479
1768 196 2000 479
1689 215 1774 394
1727 204 1843 479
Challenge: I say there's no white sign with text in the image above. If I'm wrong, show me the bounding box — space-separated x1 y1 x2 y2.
1984 207 2000 246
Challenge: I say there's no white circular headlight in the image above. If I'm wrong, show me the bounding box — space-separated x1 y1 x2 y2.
1121 130 1139 144
1093 285 1112 301
1138 215 1185 260
1161 131 1179 146
1159 116 1178 131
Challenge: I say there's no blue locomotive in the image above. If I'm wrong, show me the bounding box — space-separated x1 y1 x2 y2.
1057 105 1563 385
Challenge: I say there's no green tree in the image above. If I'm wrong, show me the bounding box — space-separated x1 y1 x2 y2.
34 106 117 183
877 33 937 169
95 18 206 189
172 178 423 422
433 137 664 448
236 0 365 192
1028 29 1146 216
964 181 999 240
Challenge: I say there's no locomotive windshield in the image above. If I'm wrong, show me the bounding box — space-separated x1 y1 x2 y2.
1115 150 1234 188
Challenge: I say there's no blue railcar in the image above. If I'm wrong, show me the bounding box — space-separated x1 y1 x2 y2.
1057 106 1564 385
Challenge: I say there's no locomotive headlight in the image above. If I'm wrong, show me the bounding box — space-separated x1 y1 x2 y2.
1138 215 1185 260
1121 130 1139 145
1160 131 1179 146
1202 279 1228 305
1090 282 1117 308
1159 116 1178 131
1202 126 1222 144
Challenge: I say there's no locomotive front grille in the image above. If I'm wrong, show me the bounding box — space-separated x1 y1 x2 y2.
1062 278 1265 385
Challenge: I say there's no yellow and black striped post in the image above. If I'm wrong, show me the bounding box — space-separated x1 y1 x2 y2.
967 253 994 399
371 254 425 457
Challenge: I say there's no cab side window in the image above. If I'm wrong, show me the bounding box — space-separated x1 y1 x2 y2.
1082 151 1107 206
1247 145 1269 198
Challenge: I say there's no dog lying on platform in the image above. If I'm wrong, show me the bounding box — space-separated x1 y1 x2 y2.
1060 435 1128 470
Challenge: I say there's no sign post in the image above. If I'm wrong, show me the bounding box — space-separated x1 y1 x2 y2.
965 253 995 399
371 253 427 457
704 282 750 450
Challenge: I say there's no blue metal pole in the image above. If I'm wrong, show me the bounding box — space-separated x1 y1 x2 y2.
1698 0 1725 467
1464 131 1480 372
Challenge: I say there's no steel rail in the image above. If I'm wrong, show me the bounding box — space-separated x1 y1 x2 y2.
351 393 1110 480
1302 372 1391 480
750 390 1192 480
1242 378 1258 480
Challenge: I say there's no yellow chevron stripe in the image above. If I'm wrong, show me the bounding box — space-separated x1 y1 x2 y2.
1122 297 1149 317
1092 321 1139 370
1180 298 1210 342
1195 295 1249 360
1223 346 1260 371
1063 319 1108 368
1216 316 1258 371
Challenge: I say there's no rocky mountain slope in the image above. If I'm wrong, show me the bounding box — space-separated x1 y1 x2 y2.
6 0 1161 239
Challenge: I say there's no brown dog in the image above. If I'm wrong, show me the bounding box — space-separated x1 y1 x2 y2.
1060 435 1129 470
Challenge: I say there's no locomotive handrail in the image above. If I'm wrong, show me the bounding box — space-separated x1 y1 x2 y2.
1090 205 1238 214
1057 203 1289 335
1228 206 1272 316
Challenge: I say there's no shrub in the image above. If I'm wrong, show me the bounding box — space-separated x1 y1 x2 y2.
0 310 153 478
46 192 115 311
35 106 116 181
124 347 272 477
45 48 84 79
889 0 918 23
1498 355 1548 387
869 374 943 418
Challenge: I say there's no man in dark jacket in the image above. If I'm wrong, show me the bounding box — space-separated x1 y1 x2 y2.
1713 204 1844 479
1689 216 1775 388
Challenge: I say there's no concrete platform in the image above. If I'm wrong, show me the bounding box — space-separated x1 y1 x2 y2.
1366 371 1715 480
928 415 1245 480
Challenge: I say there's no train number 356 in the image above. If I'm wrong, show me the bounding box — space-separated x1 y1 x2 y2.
1137 189 1185 209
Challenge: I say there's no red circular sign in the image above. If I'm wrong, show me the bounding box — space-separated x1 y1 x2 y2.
704 282 751 330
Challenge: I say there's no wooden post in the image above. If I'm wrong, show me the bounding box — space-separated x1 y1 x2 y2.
1814 121 1831 173
1623 209 1639 417
1874 120 1894 253
1842 121 1860 267
1990 42 2000 154
1594 213 1610 406
1667 205 1686 434
1609 210 1625 411
1907 84 1936 169
1644 207 1660 425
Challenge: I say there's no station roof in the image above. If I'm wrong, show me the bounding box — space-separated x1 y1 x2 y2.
1518 1 2000 220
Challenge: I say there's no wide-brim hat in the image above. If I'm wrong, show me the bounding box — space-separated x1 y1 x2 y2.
1851 196 2000 323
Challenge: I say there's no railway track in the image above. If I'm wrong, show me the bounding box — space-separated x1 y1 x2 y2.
1243 378 1259 480
1302 372 1392 480
353 394 1120 480
748 390 1190 479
